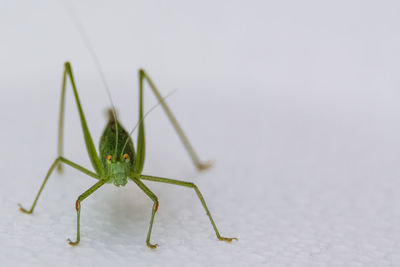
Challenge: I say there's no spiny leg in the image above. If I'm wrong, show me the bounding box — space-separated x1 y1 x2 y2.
138 174 237 242
131 178 159 249
68 180 105 246
56 62 103 175
135 69 211 173
18 157 100 214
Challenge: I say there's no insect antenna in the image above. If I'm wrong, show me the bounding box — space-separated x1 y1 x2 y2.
63 2 120 157
120 89 177 156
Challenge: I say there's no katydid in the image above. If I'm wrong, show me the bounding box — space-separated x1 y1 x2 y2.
18 62 237 248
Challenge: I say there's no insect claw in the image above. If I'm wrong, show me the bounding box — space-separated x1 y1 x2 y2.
147 242 159 249
67 238 80 246
17 204 32 214
218 236 238 242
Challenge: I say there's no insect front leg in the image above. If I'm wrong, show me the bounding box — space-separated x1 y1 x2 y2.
135 69 211 173
131 178 159 249
138 174 237 242
68 180 105 246
18 157 100 214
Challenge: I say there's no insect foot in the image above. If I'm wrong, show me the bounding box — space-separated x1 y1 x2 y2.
197 161 213 171
17 204 32 214
67 238 80 246
147 242 159 249
218 236 238 242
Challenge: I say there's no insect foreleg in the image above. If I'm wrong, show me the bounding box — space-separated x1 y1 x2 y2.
131 178 159 249
68 180 105 246
18 157 100 214
138 174 237 242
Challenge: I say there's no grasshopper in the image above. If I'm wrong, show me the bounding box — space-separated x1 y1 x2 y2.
18 62 237 248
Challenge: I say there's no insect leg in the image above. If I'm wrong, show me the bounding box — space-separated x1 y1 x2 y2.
68 180 105 246
135 69 211 173
56 62 103 175
18 157 100 214
138 174 237 242
131 178 159 249
56 67 67 172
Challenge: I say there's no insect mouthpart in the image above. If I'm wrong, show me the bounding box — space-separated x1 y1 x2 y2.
109 163 129 187
113 178 128 187
111 173 128 187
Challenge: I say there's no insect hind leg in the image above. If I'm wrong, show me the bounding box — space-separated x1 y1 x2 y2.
56 62 103 175
135 69 212 174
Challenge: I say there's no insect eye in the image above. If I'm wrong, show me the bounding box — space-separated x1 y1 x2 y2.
123 153 130 162
107 155 112 163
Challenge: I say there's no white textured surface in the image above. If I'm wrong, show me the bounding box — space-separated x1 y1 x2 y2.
1 1 400 266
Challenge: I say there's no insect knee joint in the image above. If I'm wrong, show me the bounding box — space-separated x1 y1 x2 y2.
154 200 159 212
75 200 81 211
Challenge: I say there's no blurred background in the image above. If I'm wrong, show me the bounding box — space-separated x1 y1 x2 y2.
1 0 400 266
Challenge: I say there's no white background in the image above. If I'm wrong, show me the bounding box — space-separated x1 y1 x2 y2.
1 1 400 266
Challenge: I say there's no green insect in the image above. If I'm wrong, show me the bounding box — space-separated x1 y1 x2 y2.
18 62 237 248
